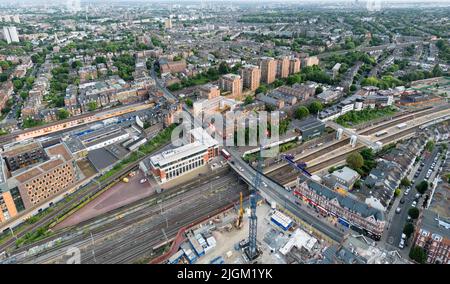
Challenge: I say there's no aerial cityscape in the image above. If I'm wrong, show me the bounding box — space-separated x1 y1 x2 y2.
0 0 448 267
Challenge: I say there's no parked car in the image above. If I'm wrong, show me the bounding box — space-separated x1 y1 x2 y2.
400 198 405 204
399 239 405 249
395 207 402 214
412 201 417 207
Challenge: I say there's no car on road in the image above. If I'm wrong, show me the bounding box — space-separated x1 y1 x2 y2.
399 239 405 249
139 178 147 184
412 201 417 207
402 233 407 240
262 182 268 187
400 198 405 204
395 207 402 214
415 193 421 200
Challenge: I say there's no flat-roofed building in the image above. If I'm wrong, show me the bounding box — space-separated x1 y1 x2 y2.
219 74 242 98
1 140 49 172
301 56 319 67
276 56 290 79
143 128 219 183
289 58 301 75
240 64 261 91
0 142 77 223
198 83 220 99
260 57 277 84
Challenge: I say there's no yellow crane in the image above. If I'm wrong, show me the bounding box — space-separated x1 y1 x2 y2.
235 192 244 229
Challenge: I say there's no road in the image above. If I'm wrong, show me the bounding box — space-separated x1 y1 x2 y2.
385 145 444 255
227 147 344 243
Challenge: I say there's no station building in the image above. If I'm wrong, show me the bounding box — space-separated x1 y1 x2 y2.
142 128 219 183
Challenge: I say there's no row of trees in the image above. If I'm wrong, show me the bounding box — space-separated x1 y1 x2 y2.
294 101 324 120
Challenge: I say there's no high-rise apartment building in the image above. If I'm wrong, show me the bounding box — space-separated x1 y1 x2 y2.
276 56 290 79
198 84 220 99
260 57 277 84
289 58 301 75
165 18 173 29
240 64 261 91
219 74 243 98
301 56 320 68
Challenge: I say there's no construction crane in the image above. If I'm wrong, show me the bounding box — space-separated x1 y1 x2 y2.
282 154 312 177
245 145 263 261
235 192 244 229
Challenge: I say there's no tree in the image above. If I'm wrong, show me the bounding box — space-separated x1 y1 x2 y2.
12 79 24 90
315 86 324 95
432 64 443 77
401 177 411 187
57 109 70 120
308 101 323 114
71 60 83 69
409 246 427 264
20 91 28 100
403 223 415 238
346 152 364 170
95 56 107 65
218 62 230 75
255 85 268 94
185 98 193 108
0 74 8 82
425 140 435 152
244 96 254 105
87 101 98 112
394 188 401 197
294 106 309 120
408 207 420 219
416 181 429 194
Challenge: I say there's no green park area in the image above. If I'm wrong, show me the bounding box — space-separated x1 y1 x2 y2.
336 107 397 127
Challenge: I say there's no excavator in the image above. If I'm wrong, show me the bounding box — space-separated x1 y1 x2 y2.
235 192 244 229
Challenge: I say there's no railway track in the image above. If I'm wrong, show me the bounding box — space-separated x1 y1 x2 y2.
0 141 174 253
267 122 433 186
8 167 234 256
13 171 247 264
358 106 446 135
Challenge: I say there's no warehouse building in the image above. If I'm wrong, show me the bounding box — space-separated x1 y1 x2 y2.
293 117 325 140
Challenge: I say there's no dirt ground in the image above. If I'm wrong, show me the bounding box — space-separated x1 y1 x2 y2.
55 171 154 229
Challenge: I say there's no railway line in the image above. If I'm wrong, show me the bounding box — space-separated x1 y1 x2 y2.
10 169 247 264
358 105 447 135
0 141 173 253
266 120 436 186
265 105 450 185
